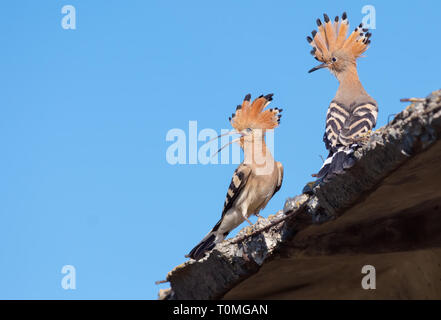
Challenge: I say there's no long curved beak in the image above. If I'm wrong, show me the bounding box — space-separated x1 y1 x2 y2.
213 137 242 157
211 130 248 158
308 63 327 73
206 130 239 143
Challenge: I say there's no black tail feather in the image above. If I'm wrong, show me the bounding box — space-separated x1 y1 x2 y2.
187 233 217 261
316 145 358 181
186 218 230 260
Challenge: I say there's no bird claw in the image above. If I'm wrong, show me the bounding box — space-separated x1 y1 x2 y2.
302 179 321 194
254 213 264 221
245 226 253 235
355 130 372 144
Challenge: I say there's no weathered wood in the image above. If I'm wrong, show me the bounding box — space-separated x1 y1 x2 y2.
161 89 441 300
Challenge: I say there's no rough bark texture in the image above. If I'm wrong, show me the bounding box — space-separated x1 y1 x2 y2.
160 89 441 300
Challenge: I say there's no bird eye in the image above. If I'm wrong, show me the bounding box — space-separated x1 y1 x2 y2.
332 57 337 62
246 128 252 132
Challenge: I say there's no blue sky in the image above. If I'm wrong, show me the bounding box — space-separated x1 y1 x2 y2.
0 0 440 299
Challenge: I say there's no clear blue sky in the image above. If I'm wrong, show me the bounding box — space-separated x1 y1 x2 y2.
0 0 439 299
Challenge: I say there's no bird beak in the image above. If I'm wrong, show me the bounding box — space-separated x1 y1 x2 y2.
210 130 248 158
213 137 242 157
308 63 328 73
207 130 240 143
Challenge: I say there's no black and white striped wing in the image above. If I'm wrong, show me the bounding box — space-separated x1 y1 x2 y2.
324 101 350 153
317 100 378 181
221 164 252 217
187 164 252 260
338 102 378 146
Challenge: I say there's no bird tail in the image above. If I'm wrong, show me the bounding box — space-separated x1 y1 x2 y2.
315 144 358 181
186 220 229 261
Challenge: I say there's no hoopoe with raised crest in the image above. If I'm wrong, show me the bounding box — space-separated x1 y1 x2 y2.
307 12 378 181
186 94 284 261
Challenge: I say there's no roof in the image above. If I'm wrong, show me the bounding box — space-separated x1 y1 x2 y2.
160 89 441 300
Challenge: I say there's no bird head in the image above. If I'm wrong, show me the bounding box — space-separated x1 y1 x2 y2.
230 93 281 146
214 94 282 155
307 12 372 76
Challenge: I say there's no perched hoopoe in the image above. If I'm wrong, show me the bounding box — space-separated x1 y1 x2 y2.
186 94 284 261
307 12 378 180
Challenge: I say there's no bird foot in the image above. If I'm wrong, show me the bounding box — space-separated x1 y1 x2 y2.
254 213 264 221
355 130 372 145
245 226 254 235
302 179 322 195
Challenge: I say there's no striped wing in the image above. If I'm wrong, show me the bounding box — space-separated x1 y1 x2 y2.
324 101 350 153
324 100 378 152
221 164 252 217
318 100 378 181
338 102 378 146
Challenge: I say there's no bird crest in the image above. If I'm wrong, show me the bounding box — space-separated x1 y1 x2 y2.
307 12 372 73
230 94 282 132
212 94 282 155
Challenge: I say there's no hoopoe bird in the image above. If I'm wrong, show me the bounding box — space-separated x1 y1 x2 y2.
307 12 378 180
186 94 284 261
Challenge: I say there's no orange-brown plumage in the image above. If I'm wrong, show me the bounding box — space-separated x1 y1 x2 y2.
335 17 348 48
230 94 281 132
312 31 328 61
187 94 284 260
323 14 336 51
306 12 378 182
308 12 371 65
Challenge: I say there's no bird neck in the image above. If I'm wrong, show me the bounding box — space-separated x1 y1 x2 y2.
335 63 367 101
243 138 274 168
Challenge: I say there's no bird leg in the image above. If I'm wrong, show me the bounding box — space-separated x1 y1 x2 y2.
245 217 253 225
231 203 308 245
255 212 266 221
242 211 253 225
400 97 426 103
